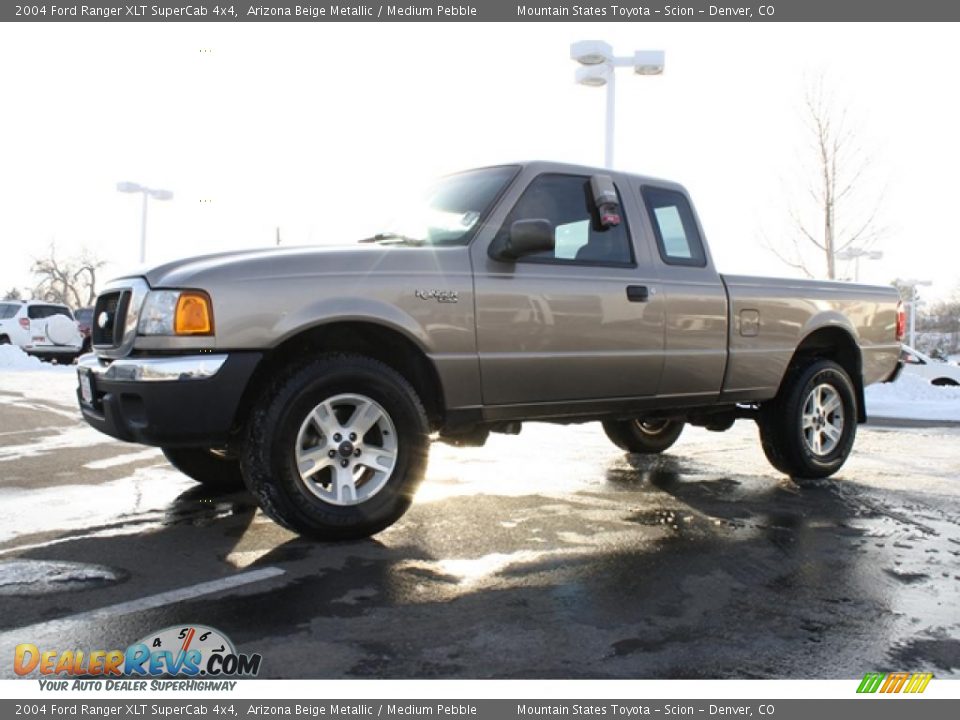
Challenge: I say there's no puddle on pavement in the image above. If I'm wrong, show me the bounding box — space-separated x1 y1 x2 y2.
0 559 125 595
0 466 257 550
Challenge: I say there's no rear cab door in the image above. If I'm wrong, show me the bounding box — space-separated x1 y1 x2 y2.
469 166 667 408
634 182 728 401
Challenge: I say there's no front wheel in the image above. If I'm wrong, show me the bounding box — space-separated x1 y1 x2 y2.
162 447 245 491
758 359 857 480
602 418 685 454
241 353 430 540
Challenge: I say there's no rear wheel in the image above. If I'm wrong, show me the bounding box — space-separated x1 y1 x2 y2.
932 377 959 387
602 418 685 454
161 447 245 491
758 359 857 480
240 353 430 540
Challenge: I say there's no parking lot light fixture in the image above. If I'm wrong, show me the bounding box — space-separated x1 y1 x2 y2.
571 41 665 169
570 40 614 66
835 248 884 282
117 181 174 264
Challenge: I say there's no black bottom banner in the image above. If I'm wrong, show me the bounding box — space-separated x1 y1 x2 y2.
2 700 956 720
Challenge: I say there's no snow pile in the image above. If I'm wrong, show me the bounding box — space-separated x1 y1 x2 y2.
0 346 77 410
0 345 45 370
866 372 960 422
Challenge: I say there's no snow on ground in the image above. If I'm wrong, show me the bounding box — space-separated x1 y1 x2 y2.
0 345 46 370
0 346 77 408
865 372 960 422
1 345 958 423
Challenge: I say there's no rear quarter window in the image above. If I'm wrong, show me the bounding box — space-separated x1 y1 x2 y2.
0 303 20 320
641 186 707 268
27 305 73 320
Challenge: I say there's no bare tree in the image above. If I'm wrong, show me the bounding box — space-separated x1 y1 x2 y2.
31 244 105 308
768 76 886 280
917 286 960 356
3 287 25 301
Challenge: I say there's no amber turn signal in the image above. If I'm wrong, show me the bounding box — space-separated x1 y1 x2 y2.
174 292 214 335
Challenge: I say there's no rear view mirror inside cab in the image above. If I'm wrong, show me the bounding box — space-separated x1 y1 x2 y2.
590 174 621 228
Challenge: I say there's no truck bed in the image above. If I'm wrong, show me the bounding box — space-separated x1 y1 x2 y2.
720 274 901 402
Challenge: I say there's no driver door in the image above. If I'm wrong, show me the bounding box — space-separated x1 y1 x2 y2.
470 172 665 407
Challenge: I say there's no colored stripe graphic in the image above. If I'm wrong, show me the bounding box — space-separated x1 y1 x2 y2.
882 672 910 693
906 673 934 694
857 672 933 694
857 673 885 693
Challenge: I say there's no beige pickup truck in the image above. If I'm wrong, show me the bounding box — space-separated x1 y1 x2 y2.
77 162 903 539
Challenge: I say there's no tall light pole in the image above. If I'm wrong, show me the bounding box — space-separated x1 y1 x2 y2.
117 182 174 263
835 248 883 282
570 41 665 169
896 278 932 348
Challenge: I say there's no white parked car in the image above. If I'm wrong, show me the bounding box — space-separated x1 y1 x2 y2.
0 300 84 363
900 346 960 387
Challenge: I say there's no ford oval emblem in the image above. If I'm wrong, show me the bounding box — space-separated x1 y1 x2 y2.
97 311 109 329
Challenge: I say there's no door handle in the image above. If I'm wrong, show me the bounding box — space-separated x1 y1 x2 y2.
626 285 650 302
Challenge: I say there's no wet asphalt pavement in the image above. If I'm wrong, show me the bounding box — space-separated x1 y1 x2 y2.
1 381 959 680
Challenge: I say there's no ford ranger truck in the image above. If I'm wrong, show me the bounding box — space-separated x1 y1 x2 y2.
77 162 904 539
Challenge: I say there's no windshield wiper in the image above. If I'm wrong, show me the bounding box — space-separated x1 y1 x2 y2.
358 232 426 246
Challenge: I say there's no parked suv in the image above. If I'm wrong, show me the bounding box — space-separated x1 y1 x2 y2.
74 306 95 353
0 300 84 363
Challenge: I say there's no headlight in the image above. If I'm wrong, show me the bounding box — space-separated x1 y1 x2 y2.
138 290 214 336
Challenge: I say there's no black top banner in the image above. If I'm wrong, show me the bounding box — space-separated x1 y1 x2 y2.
3 0 959 22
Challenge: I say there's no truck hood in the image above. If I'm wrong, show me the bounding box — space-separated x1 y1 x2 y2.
120 244 418 289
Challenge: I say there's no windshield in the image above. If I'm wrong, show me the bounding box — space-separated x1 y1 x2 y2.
0 303 19 319
370 165 519 246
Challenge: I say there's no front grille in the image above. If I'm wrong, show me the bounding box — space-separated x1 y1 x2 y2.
91 290 129 347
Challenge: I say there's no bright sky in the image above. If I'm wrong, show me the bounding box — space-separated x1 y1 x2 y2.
1 22 958 302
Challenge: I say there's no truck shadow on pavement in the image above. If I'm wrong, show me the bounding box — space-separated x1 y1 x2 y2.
2 454 957 680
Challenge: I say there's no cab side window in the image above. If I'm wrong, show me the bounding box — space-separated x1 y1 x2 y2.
642 186 707 267
501 174 634 266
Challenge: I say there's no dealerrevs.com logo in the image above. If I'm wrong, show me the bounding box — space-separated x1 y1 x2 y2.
15 625 261 690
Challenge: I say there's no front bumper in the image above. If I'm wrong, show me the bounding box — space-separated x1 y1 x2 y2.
77 352 262 447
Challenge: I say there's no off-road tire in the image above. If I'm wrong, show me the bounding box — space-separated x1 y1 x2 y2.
602 418 685 454
240 353 430 540
161 447 245 491
758 359 857 481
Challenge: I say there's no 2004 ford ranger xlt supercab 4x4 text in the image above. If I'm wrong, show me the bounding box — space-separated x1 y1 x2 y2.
77 162 904 539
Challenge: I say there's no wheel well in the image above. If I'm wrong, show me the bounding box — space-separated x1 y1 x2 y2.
932 377 959 387
231 322 446 439
784 327 865 422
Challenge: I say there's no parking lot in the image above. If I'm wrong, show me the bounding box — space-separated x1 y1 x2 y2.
1 372 959 679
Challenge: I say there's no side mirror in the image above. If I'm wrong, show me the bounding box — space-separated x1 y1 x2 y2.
489 219 555 261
